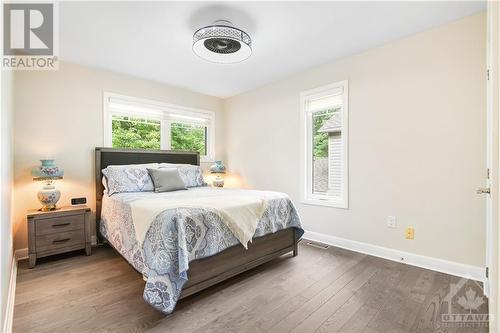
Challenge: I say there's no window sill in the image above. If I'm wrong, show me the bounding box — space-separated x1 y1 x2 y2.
301 198 348 209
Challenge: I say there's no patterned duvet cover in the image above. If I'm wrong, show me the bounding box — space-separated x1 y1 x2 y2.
100 187 303 314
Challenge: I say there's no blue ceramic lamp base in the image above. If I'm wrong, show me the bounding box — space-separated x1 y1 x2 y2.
37 184 61 211
32 159 64 212
212 176 224 187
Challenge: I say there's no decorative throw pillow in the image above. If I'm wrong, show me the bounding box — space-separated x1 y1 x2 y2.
102 164 159 195
147 168 187 193
159 163 207 188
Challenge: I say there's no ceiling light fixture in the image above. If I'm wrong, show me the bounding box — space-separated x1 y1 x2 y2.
193 20 252 64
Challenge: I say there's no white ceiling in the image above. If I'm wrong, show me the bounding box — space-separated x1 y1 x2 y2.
60 1 485 98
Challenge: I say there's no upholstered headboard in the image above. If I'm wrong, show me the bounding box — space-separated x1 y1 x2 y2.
94 147 200 241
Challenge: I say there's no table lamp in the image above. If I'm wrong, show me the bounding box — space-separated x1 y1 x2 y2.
209 160 226 187
31 159 64 211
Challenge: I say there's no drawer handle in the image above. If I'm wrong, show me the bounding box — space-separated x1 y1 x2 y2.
52 223 71 227
53 238 71 244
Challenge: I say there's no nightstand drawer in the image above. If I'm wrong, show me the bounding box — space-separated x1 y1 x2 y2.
36 214 84 236
36 230 85 253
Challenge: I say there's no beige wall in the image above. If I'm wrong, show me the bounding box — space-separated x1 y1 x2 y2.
13 62 224 249
224 13 486 266
1 70 14 329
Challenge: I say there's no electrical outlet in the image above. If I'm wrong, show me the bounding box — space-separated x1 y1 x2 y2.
405 227 414 240
387 216 397 228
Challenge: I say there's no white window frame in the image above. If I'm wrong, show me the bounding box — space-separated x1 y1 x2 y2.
103 92 215 162
300 80 349 208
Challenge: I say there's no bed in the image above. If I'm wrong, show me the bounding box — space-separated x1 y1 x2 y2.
95 147 303 314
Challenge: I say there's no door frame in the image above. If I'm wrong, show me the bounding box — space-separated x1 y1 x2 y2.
486 2 499 332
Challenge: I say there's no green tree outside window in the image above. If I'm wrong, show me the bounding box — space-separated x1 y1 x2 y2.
170 122 207 156
111 116 207 155
112 116 161 149
312 107 341 158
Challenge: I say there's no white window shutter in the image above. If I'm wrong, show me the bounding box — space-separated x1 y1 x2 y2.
328 133 342 198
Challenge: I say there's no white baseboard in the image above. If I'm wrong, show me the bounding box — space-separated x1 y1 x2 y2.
2 253 18 333
14 248 28 261
303 230 485 282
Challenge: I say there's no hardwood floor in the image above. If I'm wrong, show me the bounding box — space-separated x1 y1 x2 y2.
13 243 488 333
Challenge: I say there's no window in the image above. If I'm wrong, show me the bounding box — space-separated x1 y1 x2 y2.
301 81 348 208
170 122 207 156
103 93 215 161
111 116 161 150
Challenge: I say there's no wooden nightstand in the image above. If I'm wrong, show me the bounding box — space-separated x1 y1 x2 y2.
27 206 91 268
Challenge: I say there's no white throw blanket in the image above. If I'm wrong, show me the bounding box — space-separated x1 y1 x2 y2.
129 194 268 248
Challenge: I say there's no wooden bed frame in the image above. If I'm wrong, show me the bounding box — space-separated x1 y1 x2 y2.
95 147 299 299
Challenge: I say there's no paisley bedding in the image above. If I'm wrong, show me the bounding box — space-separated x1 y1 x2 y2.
100 187 303 314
